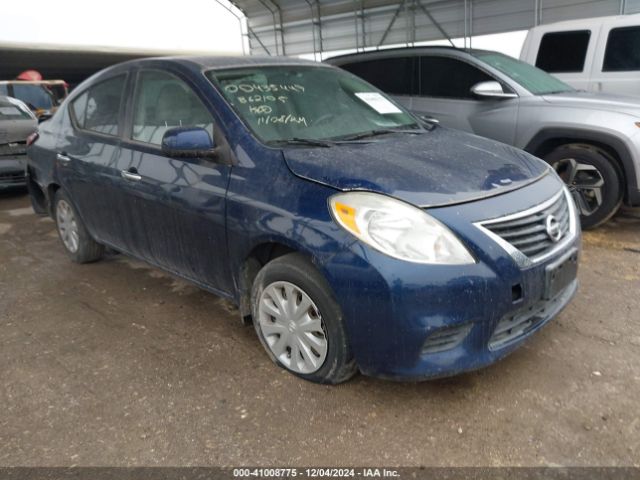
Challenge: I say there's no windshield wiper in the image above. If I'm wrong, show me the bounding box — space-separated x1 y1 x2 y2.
268 138 337 148
336 128 425 141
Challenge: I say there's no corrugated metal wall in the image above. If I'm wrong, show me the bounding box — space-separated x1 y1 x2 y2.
225 0 640 57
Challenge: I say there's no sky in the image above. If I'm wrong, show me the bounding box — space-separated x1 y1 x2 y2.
1 0 526 59
0 0 244 54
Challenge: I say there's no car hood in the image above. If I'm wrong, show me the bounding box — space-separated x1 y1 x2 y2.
0 119 37 144
282 127 549 207
541 91 640 116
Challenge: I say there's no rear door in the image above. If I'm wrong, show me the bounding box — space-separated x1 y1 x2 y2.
57 73 130 249
412 55 519 145
115 68 233 294
533 29 594 91
590 24 640 96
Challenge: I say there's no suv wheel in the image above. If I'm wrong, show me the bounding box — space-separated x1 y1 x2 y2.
251 253 358 384
54 190 105 263
544 144 623 229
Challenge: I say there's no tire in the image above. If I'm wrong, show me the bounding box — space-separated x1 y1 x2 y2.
544 144 623 229
251 253 358 384
53 189 105 263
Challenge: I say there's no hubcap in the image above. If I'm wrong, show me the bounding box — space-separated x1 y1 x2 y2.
553 158 605 217
257 281 328 374
56 199 80 253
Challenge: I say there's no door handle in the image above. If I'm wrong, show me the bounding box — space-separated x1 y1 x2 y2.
56 153 72 163
120 170 142 182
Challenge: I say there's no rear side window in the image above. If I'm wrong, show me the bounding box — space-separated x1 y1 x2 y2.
71 74 126 136
603 26 640 72
339 57 417 95
131 70 213 146
535 30 591 73
419 56 492 99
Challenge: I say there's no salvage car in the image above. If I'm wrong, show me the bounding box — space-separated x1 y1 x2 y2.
328 47 640 229
0 96 37 190
27 57 580 383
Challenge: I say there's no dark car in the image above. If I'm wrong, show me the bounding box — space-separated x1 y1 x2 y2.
0 96 37 190
27 56 580 383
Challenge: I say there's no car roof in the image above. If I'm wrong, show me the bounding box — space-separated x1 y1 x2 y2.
121 55 323 71
526 12 640 32
325 46 496 63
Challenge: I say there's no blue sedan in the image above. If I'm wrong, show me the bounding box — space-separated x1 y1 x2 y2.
26 56 580 383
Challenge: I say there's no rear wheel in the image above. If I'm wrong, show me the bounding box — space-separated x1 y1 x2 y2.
54 190 104 263
544 144 623 229
251 253 357 384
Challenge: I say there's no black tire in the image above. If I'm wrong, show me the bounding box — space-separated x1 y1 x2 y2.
544 144 623 229
251 253 358 384
53 189 105 263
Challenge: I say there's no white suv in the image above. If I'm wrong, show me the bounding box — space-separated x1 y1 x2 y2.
520 14 640 96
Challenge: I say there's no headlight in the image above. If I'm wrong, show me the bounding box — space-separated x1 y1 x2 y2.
329 192 475 265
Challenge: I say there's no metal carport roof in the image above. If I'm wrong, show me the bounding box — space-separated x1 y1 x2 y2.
222 0 640 58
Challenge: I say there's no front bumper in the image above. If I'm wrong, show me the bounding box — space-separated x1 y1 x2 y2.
0 156 27 189
319 174 581 380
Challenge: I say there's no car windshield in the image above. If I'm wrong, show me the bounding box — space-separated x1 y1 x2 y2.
207 65 420 143
12 84 55 111
473 52 575 95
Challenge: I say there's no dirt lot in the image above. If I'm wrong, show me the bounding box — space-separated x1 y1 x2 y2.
1 190 639 467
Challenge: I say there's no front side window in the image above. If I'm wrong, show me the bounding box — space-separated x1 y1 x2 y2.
71 75 126 136
339 57 417 96
603 26 640 72
419 56 493 99
12 84 55 111
536 30 591 73
474 51 575 95
131 70 214 145
207 66 418 143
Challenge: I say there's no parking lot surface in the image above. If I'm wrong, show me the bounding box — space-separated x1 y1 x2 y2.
1 191 639 466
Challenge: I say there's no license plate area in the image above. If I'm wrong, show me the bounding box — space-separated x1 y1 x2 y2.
544 248 578 300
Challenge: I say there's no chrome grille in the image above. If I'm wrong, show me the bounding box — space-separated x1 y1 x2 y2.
0 171 26 184
0 141 27 157
478 190 574 264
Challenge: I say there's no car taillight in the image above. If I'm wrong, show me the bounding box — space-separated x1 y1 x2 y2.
26 132 39 146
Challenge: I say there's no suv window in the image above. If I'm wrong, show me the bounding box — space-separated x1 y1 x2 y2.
71 75 126 136
338 57 417 96
535 30 591 73
131 70 213 146
603 26 640 72
419 56 492 99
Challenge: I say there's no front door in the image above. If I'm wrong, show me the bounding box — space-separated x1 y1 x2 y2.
115 69 233 294
410 55 519 146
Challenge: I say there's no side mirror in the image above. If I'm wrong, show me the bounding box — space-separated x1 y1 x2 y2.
471 81 518 99
161 127 217 159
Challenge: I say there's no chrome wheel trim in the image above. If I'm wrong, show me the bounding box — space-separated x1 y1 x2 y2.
56 199 80 253
553 158 605 217
257 281 328 374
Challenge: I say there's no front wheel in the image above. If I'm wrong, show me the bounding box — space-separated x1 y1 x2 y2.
54 190 105 263
544 144 623 229
251 253 357 384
